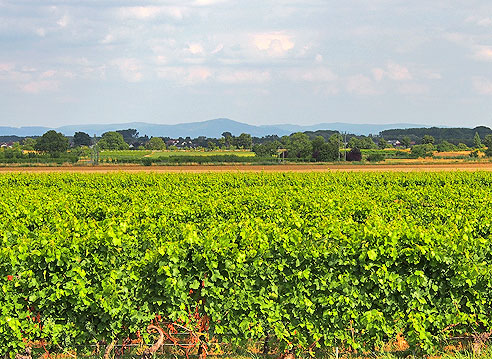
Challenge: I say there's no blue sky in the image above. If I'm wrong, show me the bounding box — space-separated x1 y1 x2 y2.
1 0 492 128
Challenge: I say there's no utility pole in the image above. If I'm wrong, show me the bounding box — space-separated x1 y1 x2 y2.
91 134 99 166
344 132 347 162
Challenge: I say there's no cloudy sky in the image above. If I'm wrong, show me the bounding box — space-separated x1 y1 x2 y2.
1 0 492 128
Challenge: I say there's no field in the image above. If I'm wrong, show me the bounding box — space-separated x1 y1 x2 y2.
4 162 492 173
98 150 255 161
2 172 492 358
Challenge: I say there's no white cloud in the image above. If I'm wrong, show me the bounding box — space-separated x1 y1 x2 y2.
111 58 143 82
157 66 212 85
188 43 204 55
20 80 59 94
346 75 380 95
315 54 323 63
372 62 412 82
398 83 429 95
473 46 492 61
216 69 271 84
0 63 14 72
35 28 46 37
193 0 228 5
298 67 337 82
473 77 492 95
466 16 492 27
211 44 224 54
252 32 295 57
101 34 114 44
117 6 186 20
57 15 69 28
40 70 57 79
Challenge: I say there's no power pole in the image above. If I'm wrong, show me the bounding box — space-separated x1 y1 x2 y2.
344 132 347 162
92 134 99 166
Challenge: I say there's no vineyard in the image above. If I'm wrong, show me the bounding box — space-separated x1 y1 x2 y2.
1 172 492 358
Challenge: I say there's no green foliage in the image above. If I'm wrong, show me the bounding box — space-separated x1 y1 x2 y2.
2 172 492 356
145 137 166 150
234 133 253 149
311 136 339 162
411 144 435 158
98 131 129 150
366 153 385 162
381 126 492 147
401 136 412 148
21 138 36 151
422 135 435 145
474 132 484 149
285 132 312 159
378 138 389 150
484 135 492 149
348 136 377 149
73 132 92 147
252 141 281 157
34 130 69 155
436 141 457 152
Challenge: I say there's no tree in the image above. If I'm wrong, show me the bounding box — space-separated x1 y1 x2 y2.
286 132 312 159
311 136 325 161
312 135 340 162
401 136 411 148
35 130 69 155
252 140 281 157
145 137 166 150
235 133 252 149
221 132 233 147
411 144 434 158
483 134 492 149
378 138 388 149
21 138 36 151
73 132 92 147
474 132 483 148
98 132 129 150
117 129 139 145
436 141 456 152
422 135 435 145
348 137 360 149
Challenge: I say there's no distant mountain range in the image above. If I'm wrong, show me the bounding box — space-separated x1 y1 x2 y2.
0 118 432 137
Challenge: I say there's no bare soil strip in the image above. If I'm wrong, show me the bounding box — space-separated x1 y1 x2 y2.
2 163 492 173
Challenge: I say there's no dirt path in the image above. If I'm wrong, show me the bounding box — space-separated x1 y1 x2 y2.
2 163 492 173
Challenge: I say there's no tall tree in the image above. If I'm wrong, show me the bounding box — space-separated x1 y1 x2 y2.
73 132 92 147
235 133 252 149
286 132 312 159
474 132 483 148
145 137 166 150
21 138 36 151
35 130 69 155
422 135 435 144
98 132 129 150
483 134 492 149
401 136 412 148
116 129 139 145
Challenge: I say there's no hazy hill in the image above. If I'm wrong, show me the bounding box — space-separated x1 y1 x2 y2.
0 118 429 138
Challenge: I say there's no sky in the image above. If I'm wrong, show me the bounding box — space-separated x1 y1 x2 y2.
1 0 492 128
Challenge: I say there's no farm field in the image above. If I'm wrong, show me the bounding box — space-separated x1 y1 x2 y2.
1 172 492 358
98 150 255 160
3 161 492 173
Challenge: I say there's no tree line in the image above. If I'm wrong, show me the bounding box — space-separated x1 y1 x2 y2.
2 125 492 162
